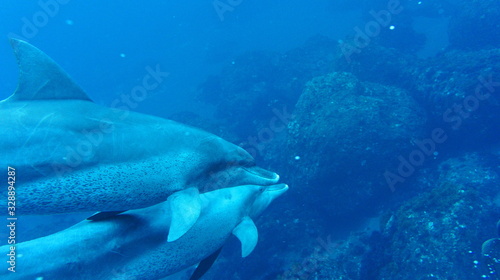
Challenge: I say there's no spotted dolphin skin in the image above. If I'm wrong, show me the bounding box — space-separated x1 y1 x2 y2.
0 38 279 241
0 184 289 280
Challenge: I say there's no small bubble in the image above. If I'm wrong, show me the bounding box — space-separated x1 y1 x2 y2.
294 156 300 160
120 53 126 58
389 25 395 30
65 19 74 25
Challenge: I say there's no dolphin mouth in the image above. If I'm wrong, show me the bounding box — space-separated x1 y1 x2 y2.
242 166 280 184
266 183 289 193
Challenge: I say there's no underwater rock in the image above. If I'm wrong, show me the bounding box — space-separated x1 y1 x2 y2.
407 48 500 148
252 153 499 280
337 43 500 149
284 72 426 218
274 230 389 280
335 42 417 91
377 153 500 279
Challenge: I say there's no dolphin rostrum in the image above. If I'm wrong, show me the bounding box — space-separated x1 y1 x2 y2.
0 39 279 241
0 183 289 280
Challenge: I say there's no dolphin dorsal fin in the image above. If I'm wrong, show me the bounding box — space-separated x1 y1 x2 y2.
6 38 91 102
232 216 258 257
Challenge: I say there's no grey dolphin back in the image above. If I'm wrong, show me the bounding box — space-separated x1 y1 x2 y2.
6 38 91 102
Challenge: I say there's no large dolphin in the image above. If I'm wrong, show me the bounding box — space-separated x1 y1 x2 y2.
0 183 289 280
0 39 279 240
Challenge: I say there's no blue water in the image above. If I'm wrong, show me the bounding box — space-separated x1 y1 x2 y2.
1 1 499 279
0 1 357 117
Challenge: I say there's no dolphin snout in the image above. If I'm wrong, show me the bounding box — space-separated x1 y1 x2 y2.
266 183 289 193
262 183 289 199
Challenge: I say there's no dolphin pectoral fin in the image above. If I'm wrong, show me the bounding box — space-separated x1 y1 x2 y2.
189 247 223 280
86 211 126 221
167 188 202 242
232 216 258 257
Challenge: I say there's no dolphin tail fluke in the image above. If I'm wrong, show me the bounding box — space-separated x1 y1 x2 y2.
5 38 91 102
167 188 202 242
232 216 258 257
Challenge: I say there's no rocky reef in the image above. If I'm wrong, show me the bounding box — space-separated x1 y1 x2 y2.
265 153 499 280
283 71 426 218
336 43 500 149
197 6 500 277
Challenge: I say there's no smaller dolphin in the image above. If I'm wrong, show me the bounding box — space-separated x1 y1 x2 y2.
0 183 288 280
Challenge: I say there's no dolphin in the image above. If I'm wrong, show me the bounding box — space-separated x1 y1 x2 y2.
0 39 279 240
0 183 289 280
